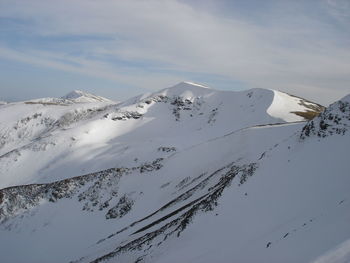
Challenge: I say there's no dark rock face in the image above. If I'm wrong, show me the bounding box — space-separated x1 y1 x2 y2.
0 158 165 224
0 168 124 224
106 195 134 219
139 158 163 173
300 98 350 139
110 111 143 121
136 94 203 121
157 147 176 153
169 96 199 121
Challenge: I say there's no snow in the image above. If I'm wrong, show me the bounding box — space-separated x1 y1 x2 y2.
157 126 350 263
267 90 316 122
61 90 114 103
0 83 321 188
0 82 347 263
155 81 215 99
340 94 350 103
182 81 210 88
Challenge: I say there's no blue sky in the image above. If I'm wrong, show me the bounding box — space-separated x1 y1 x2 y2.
0 0 349 104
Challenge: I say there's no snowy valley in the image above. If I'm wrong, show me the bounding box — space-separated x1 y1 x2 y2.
0 82 349 263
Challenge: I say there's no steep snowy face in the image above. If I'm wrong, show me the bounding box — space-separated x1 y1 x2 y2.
267 90 324 122
61 90 113 103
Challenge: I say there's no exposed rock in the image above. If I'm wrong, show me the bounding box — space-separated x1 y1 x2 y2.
300 97 350 139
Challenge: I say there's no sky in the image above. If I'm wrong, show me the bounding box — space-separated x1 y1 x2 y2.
0 0 349 105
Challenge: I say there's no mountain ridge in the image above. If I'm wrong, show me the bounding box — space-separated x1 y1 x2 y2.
61 90 114 103
0 82 348 263
0 82 324 188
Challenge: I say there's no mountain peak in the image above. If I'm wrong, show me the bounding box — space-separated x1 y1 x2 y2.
61 90 112 103
149 81 214 100
62 90 87 99
176 81 210 89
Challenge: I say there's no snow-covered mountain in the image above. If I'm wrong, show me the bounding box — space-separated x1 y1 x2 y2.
0 93 114 172
0 82 323 188
61 90 113 103
1 82 348 263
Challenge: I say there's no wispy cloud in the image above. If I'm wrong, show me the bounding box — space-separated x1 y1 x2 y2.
310 238 350 263
326 0 350 22
0 0 349 104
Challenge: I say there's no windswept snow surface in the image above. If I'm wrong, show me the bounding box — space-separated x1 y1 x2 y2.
61 90 114 103
267 90 317 121
0 83 322 188
0 82 345 263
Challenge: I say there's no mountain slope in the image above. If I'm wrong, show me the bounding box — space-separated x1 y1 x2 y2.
0 83 322 188
0 83 345 263
61 90 114 103
75 93 349 263
0 97 114 158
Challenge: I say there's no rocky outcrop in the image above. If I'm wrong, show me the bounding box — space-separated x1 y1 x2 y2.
300 95 350 139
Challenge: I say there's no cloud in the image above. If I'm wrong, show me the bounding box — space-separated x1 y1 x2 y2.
0 46 184 93
0 0 349 104
310 238 350 263
326 0 350 22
